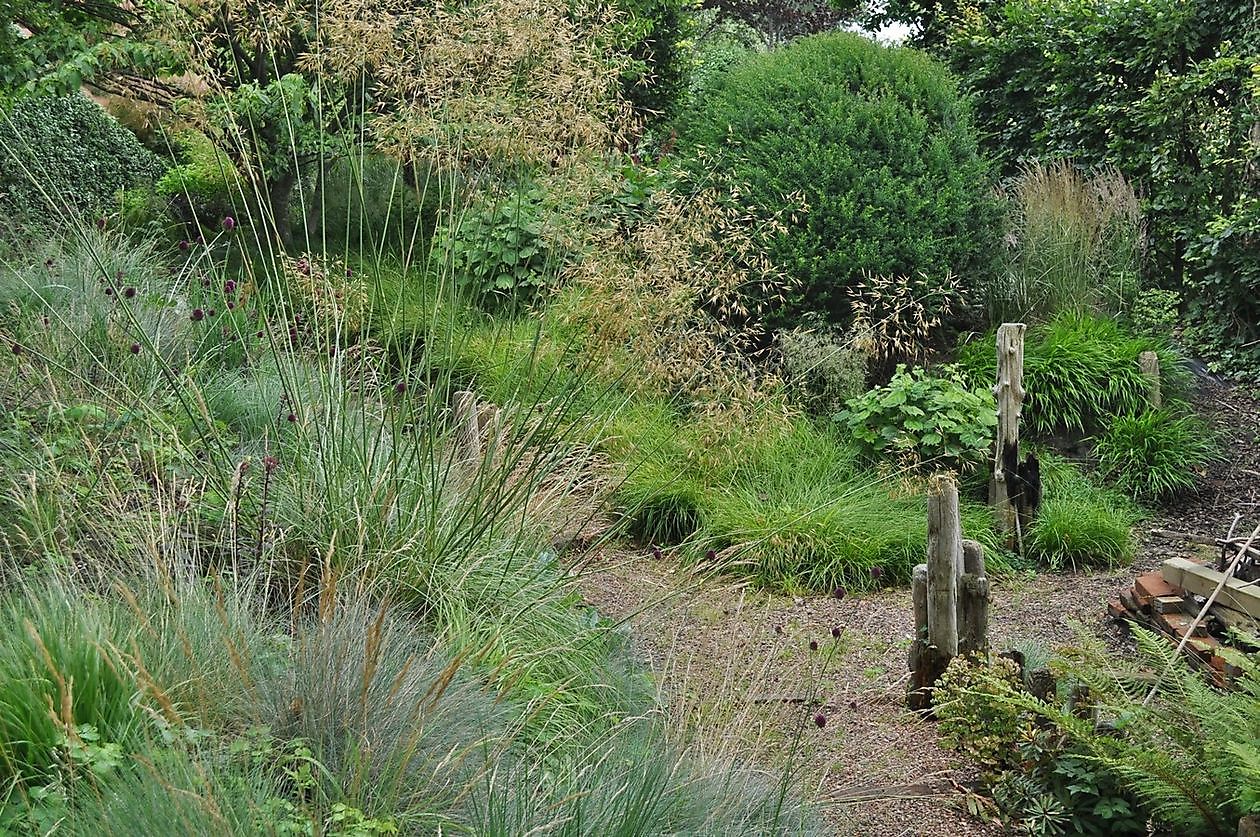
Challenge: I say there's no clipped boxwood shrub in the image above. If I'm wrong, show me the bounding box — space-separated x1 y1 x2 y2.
155 132 242 227
677 31 1002 331
0 94 165 225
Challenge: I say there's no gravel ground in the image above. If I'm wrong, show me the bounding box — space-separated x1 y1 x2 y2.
572 378 1259 836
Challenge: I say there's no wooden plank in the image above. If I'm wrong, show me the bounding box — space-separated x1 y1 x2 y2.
991 323 1026 545
1161 557 1260 619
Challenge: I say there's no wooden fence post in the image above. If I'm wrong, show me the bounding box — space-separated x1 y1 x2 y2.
991 323 1026 550
1139 350 1162 409
958 539 989 656
910 477 970 710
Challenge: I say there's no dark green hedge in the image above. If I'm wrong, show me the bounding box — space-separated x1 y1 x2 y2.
0 93 165 225
677 32 1001 331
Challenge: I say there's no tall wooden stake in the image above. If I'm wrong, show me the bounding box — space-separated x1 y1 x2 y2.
958 540 989 656
991 323 1026 550
908 476 969 710
1138 350 1162 409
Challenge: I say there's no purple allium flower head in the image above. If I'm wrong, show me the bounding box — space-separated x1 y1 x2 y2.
227 301 235 311
179 240 189 252
263 455 279 473
814 713 827 728
870 566 884 580
256 330 264 339
123 286 136 299
774 625 783 635
224 279 237 294
345 268 353 278
96 217 106 230
831 626 842 639
44 258 53 268
130 343 141 354
296 258 310 275
395 382 407 394
191 308 205 322
104 287 114 297
809 640 819 651
705 549 717 561
832 586 846 600
222 216 236 231
202 278 211 288
207 309 216 317
10 343 20 355
650 545 662 560
286 412 296 423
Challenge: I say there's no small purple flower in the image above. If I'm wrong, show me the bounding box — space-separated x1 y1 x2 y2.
96 217 106 230
123 287 136 299
222 216 236 231
227 301 235 311
179 240 190 252
256 330 264 339
705 549 717 561
207 309 216 318
809 640 819 651
345 268 353 278
650 545 662 560
395 382 407 394
831 626 843 639
263 455 279 473
870 566 884 581
44 258 54 268
814 713 827 729
191 308 205 322
224 280 237 294
286 412 296 423
832 586 846 600
296 259 310 275
10 343 21 355
104 287 114 297
130 343 141 354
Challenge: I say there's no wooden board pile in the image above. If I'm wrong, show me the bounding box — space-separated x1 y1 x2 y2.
1108 556 1260 684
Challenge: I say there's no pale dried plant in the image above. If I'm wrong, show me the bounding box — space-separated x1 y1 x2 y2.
561 178 799 414
848 270 962 373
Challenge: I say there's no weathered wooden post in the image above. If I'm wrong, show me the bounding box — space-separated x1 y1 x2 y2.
453 390 482 464
958 540 989 656
1138 350 1162 409
991 323 1027 550
910 476 984 710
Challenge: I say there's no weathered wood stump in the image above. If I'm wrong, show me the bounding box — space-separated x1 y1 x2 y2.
909 477 990 711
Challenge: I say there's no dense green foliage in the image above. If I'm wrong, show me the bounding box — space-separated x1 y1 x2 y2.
958 313 1179 435
1024 455 1138 570
934 655 1144 836
894 0 1260 360
1095 409 1220 502
838 365 996 474
0 94 165 225
677 31 1001 330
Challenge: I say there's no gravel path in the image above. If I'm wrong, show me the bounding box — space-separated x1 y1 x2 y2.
572 378 1259 835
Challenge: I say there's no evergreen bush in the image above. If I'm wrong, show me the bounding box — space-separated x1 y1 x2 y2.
0 94 165 226
677 31 1001 331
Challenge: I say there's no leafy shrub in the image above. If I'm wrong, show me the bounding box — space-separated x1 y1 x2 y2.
1025 455 1137 571
614 0 694 120
1095 409 1219 502
934 655 1144 836
989 161 1142 324
776 324 869 416
677 31 1001 330
837 365 996 474
684 9 767 106
440 184 561 307
1128 288 1181 340
0 94 165 226
154 132 242 228
958 312 1179 435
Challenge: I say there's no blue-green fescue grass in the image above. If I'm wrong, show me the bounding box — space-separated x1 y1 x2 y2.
1025 454 1140 571
0 214 830 832
957 312 1184 436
